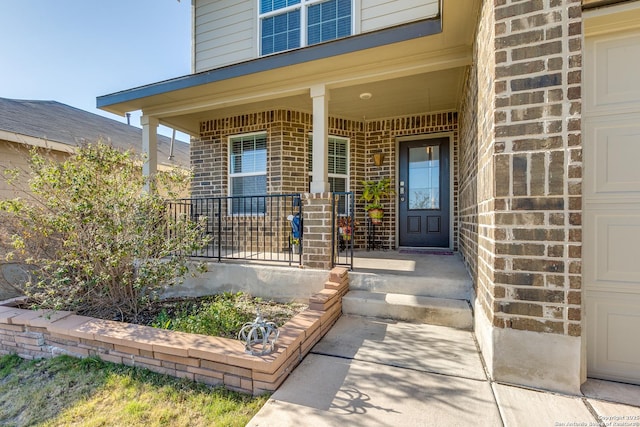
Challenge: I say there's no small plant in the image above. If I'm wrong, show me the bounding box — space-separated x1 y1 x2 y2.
337 216 356 240
361 178 394 224
150 293 305 338
151 293 253 338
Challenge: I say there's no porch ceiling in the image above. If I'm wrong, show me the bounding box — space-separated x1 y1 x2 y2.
163 67 467 129
98 0 479 136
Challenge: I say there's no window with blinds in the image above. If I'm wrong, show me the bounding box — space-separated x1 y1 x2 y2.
308 135 349 213
229 133 267 214
307 0 351 45
259 0 352 56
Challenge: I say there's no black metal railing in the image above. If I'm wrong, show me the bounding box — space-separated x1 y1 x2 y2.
332 192 354 270
167 194 303 266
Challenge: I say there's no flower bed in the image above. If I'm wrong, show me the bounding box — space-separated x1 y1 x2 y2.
0 268 349 395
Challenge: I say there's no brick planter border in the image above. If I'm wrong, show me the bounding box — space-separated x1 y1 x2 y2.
0 267 349 395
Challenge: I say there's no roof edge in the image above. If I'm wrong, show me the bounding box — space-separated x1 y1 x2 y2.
96 18 442 113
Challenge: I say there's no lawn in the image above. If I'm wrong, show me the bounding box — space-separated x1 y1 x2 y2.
0 354 269 427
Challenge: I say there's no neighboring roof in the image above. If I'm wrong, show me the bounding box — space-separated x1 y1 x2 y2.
0 97 189 168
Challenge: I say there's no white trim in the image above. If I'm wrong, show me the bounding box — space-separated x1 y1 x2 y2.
301 1 307 47
141 115 159 194
353 0 361 35
395 131 455 251
310 84 331 192
228 130 268 139
259 3 301 19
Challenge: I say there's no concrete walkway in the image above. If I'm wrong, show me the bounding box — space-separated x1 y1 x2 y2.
248 315 640 427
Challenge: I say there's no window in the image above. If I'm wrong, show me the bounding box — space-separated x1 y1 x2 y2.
259 0 352 56
308 135 349 213
229 133 267 214
409 144 440 210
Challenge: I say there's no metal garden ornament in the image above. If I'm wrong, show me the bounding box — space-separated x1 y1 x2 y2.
238 309 279 355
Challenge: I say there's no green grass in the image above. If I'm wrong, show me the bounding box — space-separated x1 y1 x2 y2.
0 354 269 427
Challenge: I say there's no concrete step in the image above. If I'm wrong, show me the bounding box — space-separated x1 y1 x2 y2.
349 253 473 300
342 290 473 330
348 271 471 300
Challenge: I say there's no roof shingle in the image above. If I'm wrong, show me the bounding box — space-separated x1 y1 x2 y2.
0 97 189 168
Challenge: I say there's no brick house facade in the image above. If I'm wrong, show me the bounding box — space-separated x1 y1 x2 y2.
191 110 459 253
98 0 640 395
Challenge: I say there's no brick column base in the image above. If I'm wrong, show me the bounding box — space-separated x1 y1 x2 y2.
302 193 333 270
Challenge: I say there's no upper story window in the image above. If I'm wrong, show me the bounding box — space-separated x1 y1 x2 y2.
260 0 352 56
229 132 267 215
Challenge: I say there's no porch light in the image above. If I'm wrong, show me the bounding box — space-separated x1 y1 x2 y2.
237 309 279 355
372 152 385 167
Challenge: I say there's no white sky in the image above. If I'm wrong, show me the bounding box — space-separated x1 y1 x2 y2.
0 0 192 139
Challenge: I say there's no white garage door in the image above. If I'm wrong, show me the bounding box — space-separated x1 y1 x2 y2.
584 19 640 385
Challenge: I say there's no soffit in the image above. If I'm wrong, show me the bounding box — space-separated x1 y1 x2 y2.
161 67 466 130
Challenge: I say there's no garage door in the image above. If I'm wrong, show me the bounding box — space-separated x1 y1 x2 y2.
584 22 640 384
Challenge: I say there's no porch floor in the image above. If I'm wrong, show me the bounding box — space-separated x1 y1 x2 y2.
352 249 469 278
349 250 473 301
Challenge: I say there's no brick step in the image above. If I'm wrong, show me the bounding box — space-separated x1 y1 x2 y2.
348 272 471 300
342 290 473 330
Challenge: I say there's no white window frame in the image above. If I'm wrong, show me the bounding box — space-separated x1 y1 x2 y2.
228 131 268 216
308 134 350 214
258 0 355 56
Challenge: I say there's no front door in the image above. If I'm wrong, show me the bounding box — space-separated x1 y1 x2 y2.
398 137 450 247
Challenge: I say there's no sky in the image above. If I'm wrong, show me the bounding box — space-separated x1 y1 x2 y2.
0 0 192 139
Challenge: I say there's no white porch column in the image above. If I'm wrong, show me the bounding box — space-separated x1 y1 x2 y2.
140 115 158 193
310 84 330 193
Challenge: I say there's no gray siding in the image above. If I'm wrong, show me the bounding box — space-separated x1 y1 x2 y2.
194 0 255 73
361 0 439 33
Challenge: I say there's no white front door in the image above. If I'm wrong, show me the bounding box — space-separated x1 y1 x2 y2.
584 13 640 384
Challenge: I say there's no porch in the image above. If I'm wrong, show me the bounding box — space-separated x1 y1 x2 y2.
167 237 474 330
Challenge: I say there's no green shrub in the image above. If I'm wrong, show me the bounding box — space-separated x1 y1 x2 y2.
0 142 209 319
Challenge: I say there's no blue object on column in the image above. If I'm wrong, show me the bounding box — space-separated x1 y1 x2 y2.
289 213 301 239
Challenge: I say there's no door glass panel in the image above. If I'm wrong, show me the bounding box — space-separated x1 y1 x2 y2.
408 145 440 210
